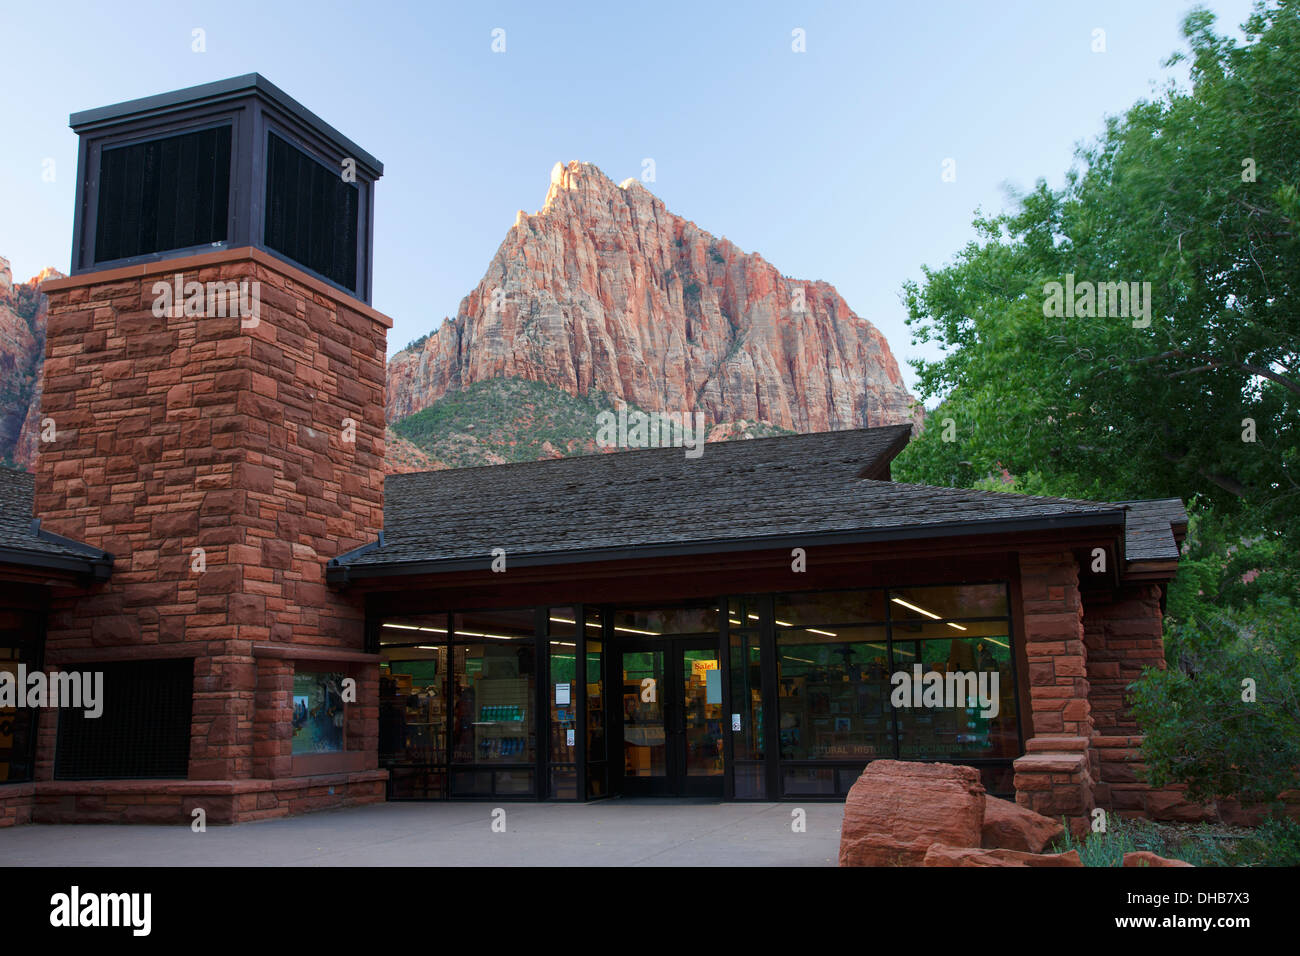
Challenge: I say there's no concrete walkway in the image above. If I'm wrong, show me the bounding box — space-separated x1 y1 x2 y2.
0 798 844 866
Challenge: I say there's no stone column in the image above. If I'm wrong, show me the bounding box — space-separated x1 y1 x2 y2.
1013 550 1096 834
34 248 389 821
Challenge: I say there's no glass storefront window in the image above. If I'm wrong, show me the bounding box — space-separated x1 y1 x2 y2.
453 609 536 641
379 614 450 645
585 605 606 798
769 583 1019 796
729 630 764 761
774 589 886 626
776 628 892 762
682 649 724 778
546 609 578 639
380 644 448 799
891 634 1019 759
888 584 1009 621
730 626 766 799
372 582 1018 802
452 642 536 765
549 607 578 798
586 639 604 762
889 617 1012 640
620 650 666 778
381 607 542 799
612 605 719 638
726 597 763 630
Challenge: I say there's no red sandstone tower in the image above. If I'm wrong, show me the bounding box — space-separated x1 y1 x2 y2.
31 75 390 822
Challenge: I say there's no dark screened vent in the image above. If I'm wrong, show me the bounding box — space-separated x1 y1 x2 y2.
264 131 358 292
55 658 193 780
71 75 382 301
94 125 231 264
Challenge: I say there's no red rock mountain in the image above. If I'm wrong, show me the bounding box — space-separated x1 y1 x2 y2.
0 257 61 469
3 165 920 471
387 161 921 434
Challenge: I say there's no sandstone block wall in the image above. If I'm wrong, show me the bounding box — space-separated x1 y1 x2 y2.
1018 551 1092 740
1082 584 1166 734
0 783 34 827
1012 552 1295 829
25 249 389 820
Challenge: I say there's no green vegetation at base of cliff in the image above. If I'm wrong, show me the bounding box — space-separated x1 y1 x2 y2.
389 377 791 469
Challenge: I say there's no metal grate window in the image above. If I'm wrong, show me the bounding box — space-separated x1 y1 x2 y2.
264 130 359 292
0 609 43 784
55 658 193 780
94 125 232 264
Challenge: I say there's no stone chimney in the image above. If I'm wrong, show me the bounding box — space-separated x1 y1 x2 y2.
32 76 390 823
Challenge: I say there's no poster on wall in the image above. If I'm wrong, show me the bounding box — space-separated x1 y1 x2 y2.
292 671 346 755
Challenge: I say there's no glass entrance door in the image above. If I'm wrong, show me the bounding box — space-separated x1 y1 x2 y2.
620 648 668 793
618 640 723 796
678 646 724 794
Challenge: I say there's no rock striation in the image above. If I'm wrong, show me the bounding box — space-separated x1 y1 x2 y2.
387 161 921 436
0 258 62 468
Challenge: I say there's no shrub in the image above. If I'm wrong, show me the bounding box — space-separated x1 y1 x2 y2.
1054 812 1300 867
1054 813 1140 867
1237 818 1300 867
1128 595 1300 807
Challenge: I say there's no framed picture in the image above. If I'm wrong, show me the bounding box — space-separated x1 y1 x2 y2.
292 670 346 755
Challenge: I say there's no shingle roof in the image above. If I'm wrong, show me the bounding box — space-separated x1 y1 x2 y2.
1117 498 1187 563
0 466 113 576
332 425 1180 578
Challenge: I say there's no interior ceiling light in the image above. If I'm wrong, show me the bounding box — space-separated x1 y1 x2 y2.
891 597 940 619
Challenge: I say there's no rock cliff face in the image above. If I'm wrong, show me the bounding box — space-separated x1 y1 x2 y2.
387 161 921 435
0 258 61 468
4 165 919 471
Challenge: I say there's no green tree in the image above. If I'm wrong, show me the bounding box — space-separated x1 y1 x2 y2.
895 2 1300 608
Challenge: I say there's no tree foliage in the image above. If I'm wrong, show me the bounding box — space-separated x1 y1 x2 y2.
890 3 1300 803
895 2 1300 575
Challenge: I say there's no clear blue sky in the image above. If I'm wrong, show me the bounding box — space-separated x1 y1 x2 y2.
0 0 1258 392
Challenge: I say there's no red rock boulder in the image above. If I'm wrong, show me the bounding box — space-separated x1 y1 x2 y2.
1122 851 1193 867
923 845 1083 867
981 794 1065 853
838 760 985 867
